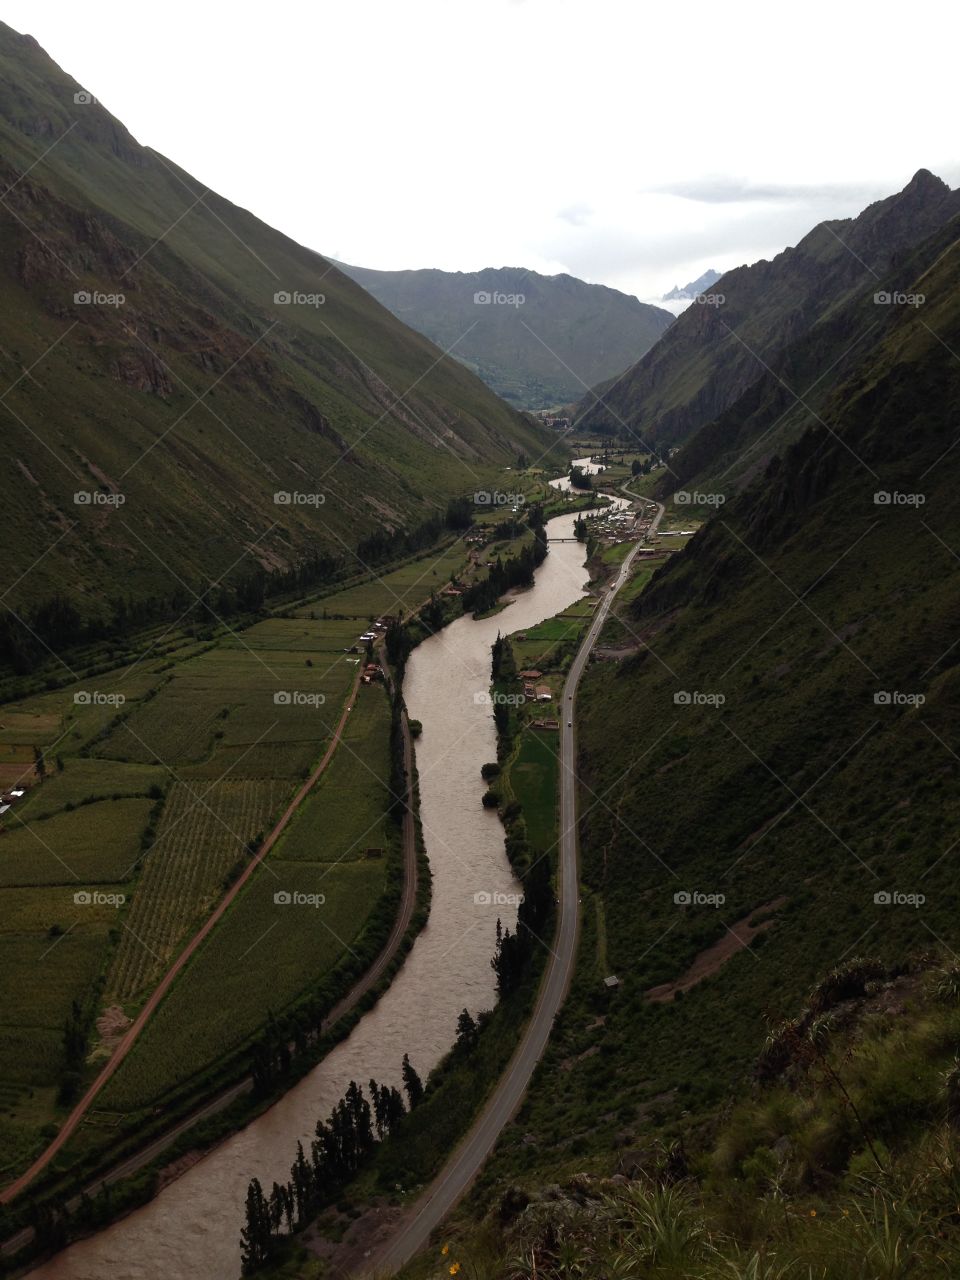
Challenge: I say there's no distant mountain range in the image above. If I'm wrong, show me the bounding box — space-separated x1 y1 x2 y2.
662 268 722 300
334 262 674 410
0 23 552 636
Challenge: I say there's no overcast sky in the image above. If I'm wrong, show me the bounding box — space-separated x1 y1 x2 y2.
6 0 959 302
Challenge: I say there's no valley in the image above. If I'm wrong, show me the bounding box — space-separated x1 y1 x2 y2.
1 10 959 1280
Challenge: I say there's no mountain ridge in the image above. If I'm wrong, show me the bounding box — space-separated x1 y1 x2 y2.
0 22 555 646
335 259 674 409
574 169 960 453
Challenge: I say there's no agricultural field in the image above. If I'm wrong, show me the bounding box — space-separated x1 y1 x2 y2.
0 535 454 1184
507 731 560 859
0 798 155 888
108 777 292 1003
15 759 167 820
511 598 594 674
98 683 395 1111
279 691 393 863
596 561 662 648
297 540 470 621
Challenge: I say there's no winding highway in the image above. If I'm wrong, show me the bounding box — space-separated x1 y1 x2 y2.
362 495 663 1277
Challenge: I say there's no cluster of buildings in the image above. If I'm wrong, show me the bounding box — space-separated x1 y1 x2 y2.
518 669 553 702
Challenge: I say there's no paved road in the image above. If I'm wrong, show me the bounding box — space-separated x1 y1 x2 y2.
361 500 660 1277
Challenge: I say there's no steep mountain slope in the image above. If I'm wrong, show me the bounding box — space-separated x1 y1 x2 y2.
0 24 553 634
335 261 674 409
662 210 960 500
459 215 960 1223
575 171 960 451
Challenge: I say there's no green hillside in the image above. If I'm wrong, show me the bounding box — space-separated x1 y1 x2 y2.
380 207 960 1276
0 24 554 652
336 261 673 409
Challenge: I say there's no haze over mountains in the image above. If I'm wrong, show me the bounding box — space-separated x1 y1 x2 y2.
0 23 552 640
335 261 674 410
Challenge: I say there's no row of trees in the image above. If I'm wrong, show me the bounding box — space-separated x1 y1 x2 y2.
240 1058 424 1272
461 529 548 616
1 495 481 675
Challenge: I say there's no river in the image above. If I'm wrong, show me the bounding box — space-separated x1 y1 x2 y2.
28 469 616 1280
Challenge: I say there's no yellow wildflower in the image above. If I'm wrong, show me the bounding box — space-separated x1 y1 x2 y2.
441 1245 450 1257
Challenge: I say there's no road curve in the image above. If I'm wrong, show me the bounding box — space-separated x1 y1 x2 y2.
0 666 365 1207
362 502 660 1277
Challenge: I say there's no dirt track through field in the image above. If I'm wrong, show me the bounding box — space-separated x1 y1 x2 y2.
0 667 363 1206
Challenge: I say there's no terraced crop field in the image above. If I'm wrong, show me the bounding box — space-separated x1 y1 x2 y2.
108 777 291 1002
100 683 394 1110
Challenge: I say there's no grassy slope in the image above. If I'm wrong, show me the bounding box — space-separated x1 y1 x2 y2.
336 262 674 409
0 23 558 616
427 216 960 1253
431 958 960 1279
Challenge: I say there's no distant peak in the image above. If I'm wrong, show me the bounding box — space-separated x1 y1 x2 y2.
904 168 947 194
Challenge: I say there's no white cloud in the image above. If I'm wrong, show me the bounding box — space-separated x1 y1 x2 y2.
3 0 957 299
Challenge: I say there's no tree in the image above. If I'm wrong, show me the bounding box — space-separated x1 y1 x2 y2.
402 1053 424 1109
33 744 47 783
290 1140 313 1226
491 917 530 996
631 458 642 476
240 1178 272 1273
456 1008 479 1050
